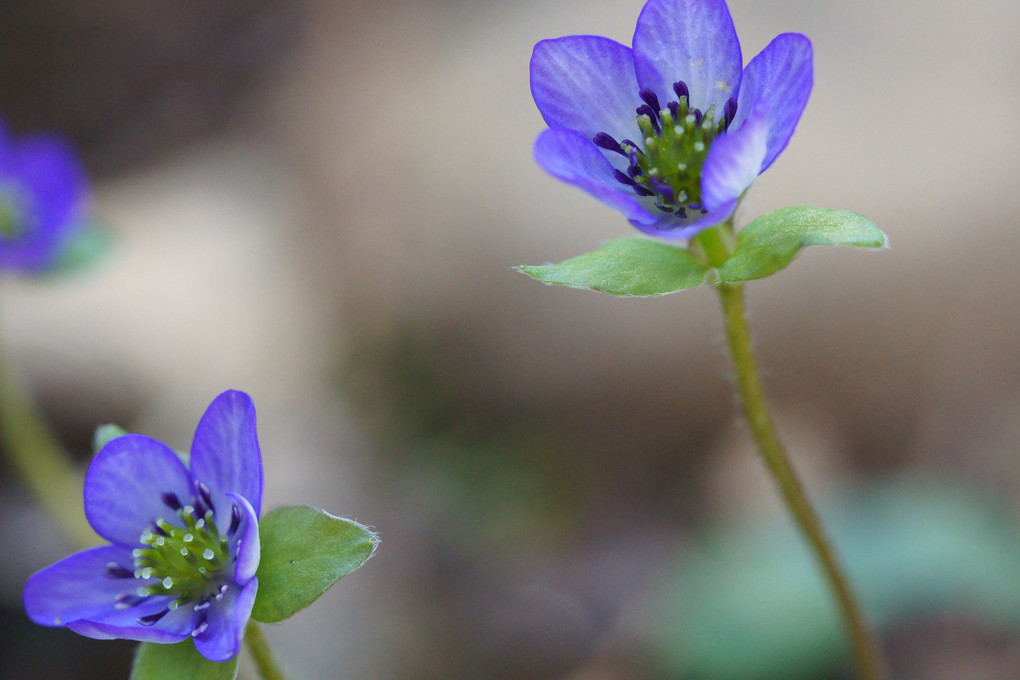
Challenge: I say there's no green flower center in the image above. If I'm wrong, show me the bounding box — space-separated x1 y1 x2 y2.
595 82 737 219
131 503 232 608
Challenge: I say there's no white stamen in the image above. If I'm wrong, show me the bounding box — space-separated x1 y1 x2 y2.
162 577 173 589
674 126 683 136
203 549 215 560
693 142 705 152
685 114 696 124
677 163 687 171
141 567 153 579
180 548 189 556
183 533 194 543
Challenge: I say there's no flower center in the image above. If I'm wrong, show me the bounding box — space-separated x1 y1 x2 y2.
131 500 232 604
594 82 737 219
102 485 244 629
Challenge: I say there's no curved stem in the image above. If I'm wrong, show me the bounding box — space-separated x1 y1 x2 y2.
0 319 93 547
715 282 886 680
244 622 287 680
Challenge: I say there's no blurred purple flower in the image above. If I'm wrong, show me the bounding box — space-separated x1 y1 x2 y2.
0 119 88 272
24 391 263 662
530 0 813 240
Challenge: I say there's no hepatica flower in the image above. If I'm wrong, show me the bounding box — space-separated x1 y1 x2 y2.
24 391 263 662
531 0 812 240
0 119 88 271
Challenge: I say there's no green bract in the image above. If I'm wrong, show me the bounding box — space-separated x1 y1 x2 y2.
518 207 887 296
718 207 887 282
517 237 708 297
251 505 379 623
132 639 238 680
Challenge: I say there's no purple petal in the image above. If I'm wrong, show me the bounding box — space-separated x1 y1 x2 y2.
629 204 734 241
733 33 813 172
23 545 149 627
534 128 659 227
531 36 641 143
632 0 742 116
85 435 195 546
193 578 258 662
701 104 770 211
67 602 197 644
227 492 261 584
190 390 263 521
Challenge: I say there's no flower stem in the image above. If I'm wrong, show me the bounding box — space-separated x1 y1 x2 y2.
715 282 886 680
0 319 93 548
245 622 287 680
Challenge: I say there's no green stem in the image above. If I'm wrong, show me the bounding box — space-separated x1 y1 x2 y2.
244 623 287 680
0 322 93 548
715 282 886 680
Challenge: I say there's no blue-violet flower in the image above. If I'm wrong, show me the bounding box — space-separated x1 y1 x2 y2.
24 390 263 662
0 118 88 272
530 0 813 240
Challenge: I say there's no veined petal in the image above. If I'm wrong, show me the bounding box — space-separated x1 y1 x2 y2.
733 33 813 172
23 545 152 627
534 128 659 227
227 493 261 584
190 390 263 521
531 35 640 143
632 0 742 115
193 578 258 662
67 600 196 644
701 105 770 211
85 435 195 546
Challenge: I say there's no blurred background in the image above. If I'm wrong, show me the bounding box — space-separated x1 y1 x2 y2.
2 0 1020 678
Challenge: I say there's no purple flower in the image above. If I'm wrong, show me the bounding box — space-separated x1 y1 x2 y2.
24 391 263 662
530 0 812 240
0 119 88 272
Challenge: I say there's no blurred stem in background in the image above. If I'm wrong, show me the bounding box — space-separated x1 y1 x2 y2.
245 623 287 680
0 310 93 548
714 273 887 680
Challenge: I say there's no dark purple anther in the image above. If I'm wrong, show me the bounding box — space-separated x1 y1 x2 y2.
614 169 639 187
639 88 661 114
114 593 144 608
667 101 680 121
229 502 242 535
161 493 182 511
104 562 134 579
137 608 170 626
635 105 661 133
655 205 674 213
673 81 689 101
723 97 738 127
593 132 625 156
196 482 216 513
675 207 688 218
687 202 703 211
650 178 674 203
693 109 703 126
627 164 641 178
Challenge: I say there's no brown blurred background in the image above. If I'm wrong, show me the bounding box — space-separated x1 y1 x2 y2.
2 1 1020 678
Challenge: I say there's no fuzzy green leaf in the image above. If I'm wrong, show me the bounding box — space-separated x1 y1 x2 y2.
718 207 887 282
251 505 378 623
517 237 709 296
131 640 238 680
